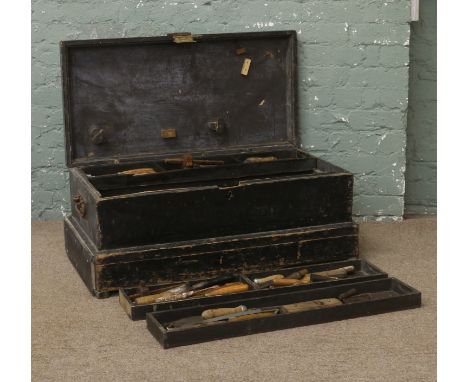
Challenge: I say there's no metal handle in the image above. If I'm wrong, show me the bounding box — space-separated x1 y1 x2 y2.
72 194 87 218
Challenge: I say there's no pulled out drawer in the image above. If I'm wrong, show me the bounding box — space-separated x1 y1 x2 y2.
119 259 386 320
146 277 421 349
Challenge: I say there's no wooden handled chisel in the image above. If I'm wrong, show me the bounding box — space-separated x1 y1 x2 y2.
166 298 345 330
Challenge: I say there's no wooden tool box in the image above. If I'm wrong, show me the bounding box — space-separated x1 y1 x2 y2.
61 30 420 347
61 30 354 251
62 30 358 296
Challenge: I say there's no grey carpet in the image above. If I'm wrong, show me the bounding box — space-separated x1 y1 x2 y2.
32 217 436 381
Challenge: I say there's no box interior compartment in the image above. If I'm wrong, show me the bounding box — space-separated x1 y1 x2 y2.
119 259 387 320
146 277 421 348
80 149 348 198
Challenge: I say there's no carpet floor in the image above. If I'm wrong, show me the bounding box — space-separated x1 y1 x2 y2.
32 217 436 381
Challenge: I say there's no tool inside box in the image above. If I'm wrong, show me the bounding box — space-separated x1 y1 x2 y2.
119 259 387 320
80 149 344 197
146 277 421 348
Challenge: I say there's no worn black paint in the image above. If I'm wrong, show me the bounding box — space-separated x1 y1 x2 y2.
146 278 422 348
120 259 387 321
61 31 297 167
64 217 359 296
60 31 422 346
62 31 354 251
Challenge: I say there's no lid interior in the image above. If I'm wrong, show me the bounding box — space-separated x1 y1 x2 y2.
61 31 297 167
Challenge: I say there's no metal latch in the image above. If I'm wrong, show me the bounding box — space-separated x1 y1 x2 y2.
208 118 225 134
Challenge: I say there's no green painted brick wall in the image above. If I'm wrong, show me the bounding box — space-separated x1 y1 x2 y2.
32 0 412 220
405 0 437 214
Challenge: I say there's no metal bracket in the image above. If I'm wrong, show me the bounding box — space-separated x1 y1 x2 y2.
161 128 177 139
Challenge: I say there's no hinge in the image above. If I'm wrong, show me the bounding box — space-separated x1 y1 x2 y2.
169 32 197 43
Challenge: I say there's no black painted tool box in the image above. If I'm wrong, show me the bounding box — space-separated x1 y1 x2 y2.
62 30 358 296
60 30 421 347
61 30 353 251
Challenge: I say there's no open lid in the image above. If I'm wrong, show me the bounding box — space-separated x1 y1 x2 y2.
61 30 297 167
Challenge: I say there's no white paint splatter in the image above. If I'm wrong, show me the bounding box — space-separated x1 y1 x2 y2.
252 21 275 28
90 28 98 39
377 133 387 145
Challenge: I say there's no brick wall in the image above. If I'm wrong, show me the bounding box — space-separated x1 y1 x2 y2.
32 0 412 220
405 0 437 214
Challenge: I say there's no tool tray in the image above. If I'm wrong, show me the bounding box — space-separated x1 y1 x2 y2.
84 148 321 197
146 277 421 348
119 259 387 320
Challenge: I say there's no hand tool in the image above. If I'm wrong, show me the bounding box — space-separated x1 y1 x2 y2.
190 275 237 291
166 297 345 330
118 168 157 175
309 273 339 281
300 273 311 283
338 288 358 301
280 299 342 313
153 283 239 303
133 283 189 304
204 282 249 296
341 290 399 303
243 156 277 164
253 274 284 285
201 305 247 319
312 265 355 279
164 154 224 168
254 279 275 289
229 309 279 321
285 268 309 280
166 307 278 329
272 278 302 286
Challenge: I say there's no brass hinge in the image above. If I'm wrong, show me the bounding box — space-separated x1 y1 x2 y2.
170 32 196 44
